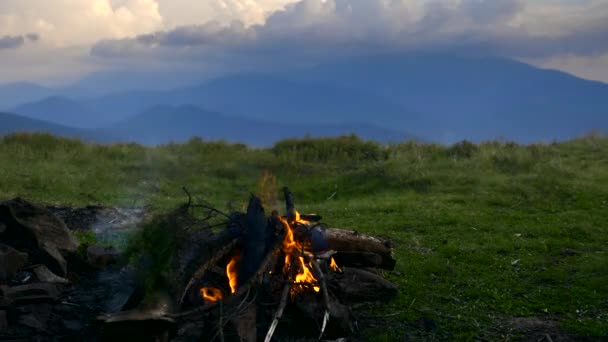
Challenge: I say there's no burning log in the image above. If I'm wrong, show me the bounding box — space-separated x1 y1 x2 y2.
326 228 396 270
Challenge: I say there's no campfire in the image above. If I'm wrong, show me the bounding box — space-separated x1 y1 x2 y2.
103 186 399 341
0 188 397 341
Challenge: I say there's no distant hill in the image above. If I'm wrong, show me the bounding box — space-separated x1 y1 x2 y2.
291 54 608 142
100 105 409 146
0 83 56 109
6 53 608 143
0 112 103 141
85 75 418 130
13 96 104 128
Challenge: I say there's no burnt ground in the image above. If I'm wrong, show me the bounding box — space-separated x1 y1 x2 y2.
48 205 146 234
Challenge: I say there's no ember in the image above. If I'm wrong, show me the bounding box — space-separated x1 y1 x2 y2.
200 287 223 302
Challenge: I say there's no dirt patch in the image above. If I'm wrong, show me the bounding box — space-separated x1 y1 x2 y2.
48 206 145 233
505 317 585 342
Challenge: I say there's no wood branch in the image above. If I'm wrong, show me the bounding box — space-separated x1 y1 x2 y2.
283 187 296 221
328 267 398 303
332 251 391 270
263 283 290 342
325 228 396 270
311 259 331 340
178 236 239 307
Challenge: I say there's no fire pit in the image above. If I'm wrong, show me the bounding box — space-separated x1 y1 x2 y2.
0 191 397 340
100 187 398 341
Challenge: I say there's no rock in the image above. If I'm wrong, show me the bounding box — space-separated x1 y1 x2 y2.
18 313 45 330
16 302 51 331
0 243 28 281
99 293 176 341
0 198 79 276
10 271 33 285
87 245 121 267
2 283 60 306
32 265 69 284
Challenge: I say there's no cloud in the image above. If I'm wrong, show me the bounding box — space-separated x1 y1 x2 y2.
3 0 608 83
0 36 25 50
0 33 40 50
91 0 608 63
0 0 163 46
156 0 295 28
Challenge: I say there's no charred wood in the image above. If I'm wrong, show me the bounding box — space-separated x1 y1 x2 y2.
325 228 396 270
328 267 398 303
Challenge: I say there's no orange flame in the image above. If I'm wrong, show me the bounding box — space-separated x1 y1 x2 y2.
295 256 320 293
226 255 240 294
330 257 342 273
200 287 223 302
279 211 322 295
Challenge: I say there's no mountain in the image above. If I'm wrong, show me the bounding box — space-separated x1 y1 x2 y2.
101 105 409 146
84 75 418 130
0 112 103 141
0 82 56 110
8 53 608 143
13 96 105 128
80 54 608 142
290 53 608 142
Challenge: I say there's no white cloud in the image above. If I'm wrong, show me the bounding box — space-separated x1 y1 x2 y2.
529 53 608 83
0 0 163 46
2 0 608 83
157 0 295 28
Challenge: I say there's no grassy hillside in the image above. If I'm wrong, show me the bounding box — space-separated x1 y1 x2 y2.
1 133 606 340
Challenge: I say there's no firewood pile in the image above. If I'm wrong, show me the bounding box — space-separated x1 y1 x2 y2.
0 189 397 341
100 188 398 341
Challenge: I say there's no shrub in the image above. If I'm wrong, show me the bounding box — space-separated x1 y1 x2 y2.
446 140 478 159
272 134 388 164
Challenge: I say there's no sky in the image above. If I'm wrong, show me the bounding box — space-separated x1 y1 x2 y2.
1 0 607 85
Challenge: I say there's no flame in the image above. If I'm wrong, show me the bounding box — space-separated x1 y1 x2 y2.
295 256 320 293
330 257 342 273
226 255 240 294
279 212 321 295
200 287 223 302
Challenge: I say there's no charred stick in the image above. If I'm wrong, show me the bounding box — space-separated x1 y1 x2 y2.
179 237 239 306
263 283 291 342
283 187 296 221
311 259 331 340
189 203 231 219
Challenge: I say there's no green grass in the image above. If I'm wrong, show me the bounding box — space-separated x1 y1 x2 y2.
1 132 607 340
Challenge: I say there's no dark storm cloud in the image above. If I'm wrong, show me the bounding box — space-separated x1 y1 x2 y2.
26 33 40 42
0 33 41 50
90 0 608 63
0 35 25 50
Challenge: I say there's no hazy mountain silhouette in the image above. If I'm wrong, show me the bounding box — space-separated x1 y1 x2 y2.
6 53 608 143
100 105 409 146
0 112 104 141
291 53 608 142
84 75 417 130
0 82 56 109
13 96 104 128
